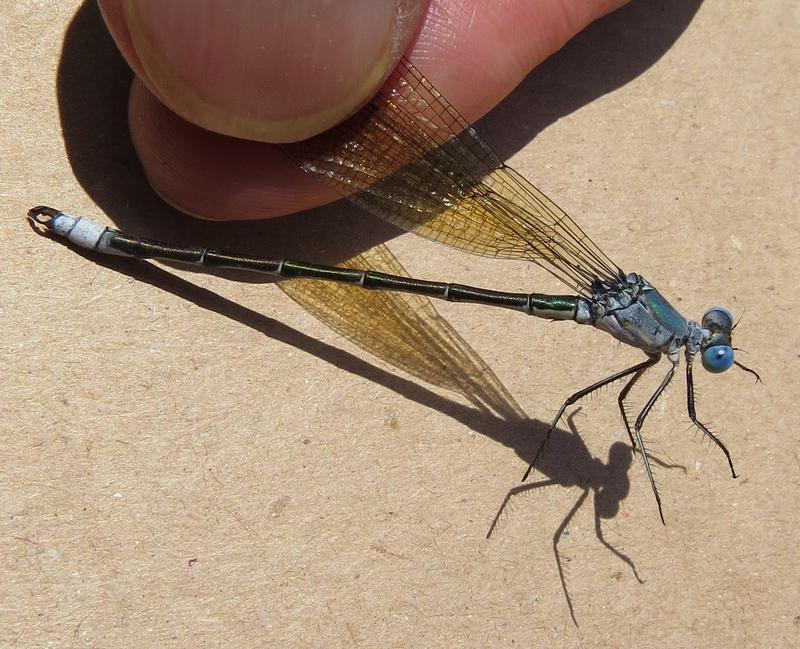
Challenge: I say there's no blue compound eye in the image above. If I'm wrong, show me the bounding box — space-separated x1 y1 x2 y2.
702 345 735 373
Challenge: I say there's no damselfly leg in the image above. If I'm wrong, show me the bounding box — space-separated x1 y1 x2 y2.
521 355 660 483
617 356 661 450
685 355 737 478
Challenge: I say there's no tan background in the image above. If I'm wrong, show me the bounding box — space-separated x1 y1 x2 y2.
2 1 798 647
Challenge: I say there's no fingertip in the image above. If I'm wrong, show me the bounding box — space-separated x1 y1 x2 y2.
106 0 426 143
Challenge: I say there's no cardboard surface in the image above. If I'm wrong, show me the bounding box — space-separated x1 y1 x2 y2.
2 2 798 647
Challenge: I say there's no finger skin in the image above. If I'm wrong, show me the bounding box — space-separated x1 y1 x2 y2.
127 80 339 219
101 0 630 220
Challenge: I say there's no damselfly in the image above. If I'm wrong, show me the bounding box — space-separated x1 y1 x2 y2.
29 58 759 522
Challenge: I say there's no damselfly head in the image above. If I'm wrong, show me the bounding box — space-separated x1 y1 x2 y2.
700 307 734 373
